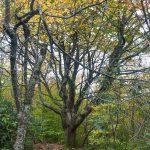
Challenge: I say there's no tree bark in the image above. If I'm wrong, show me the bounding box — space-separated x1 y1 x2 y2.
60 103 92 149
61 110 77 149
14 106 30 150
64 128 76 149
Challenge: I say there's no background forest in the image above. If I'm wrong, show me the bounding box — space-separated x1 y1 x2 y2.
0 0 150 150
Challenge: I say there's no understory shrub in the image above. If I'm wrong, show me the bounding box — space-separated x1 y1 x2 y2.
0 97 17 149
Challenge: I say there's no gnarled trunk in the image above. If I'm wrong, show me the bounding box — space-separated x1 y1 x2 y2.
61 104 92 149
64 128 76 149
61 110 77 149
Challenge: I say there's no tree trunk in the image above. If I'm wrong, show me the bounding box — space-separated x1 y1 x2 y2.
61 110 77 149
64 128 76 149
14 106 29 150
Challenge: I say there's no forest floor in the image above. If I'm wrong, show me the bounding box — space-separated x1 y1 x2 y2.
33 143 83 150
33 143 64 150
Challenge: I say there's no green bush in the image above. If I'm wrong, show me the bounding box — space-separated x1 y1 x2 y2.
26 103 64 146
0 97 17 149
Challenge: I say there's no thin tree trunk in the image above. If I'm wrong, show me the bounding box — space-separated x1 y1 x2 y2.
14 106 30 150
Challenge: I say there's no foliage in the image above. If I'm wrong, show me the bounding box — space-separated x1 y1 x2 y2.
26 102 64 145
0 97 17 149
87 85 150 150
0 0 150 149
